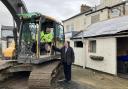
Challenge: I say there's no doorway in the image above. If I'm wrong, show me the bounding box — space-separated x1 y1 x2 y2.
117 37 128 78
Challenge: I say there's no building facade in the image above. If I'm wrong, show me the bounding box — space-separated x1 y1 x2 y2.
100 0 123 8
72 16 128 75
63 0 128 34
63 0 128 66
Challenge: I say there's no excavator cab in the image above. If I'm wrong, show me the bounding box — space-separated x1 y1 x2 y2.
17 12 65 64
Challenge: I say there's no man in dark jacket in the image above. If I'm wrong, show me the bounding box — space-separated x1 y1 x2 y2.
53 41 75 82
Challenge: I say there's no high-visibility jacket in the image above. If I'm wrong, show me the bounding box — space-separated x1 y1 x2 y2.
40 31 53 43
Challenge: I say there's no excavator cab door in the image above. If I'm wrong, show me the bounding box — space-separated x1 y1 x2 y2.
54 23 65 48
17 14 40 63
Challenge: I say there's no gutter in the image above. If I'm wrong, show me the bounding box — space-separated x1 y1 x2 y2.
71 32 128 40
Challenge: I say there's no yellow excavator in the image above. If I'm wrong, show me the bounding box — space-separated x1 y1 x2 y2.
1 0 65 89
2 12 64 89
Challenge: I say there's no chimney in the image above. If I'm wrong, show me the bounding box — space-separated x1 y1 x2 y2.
81 4 91 13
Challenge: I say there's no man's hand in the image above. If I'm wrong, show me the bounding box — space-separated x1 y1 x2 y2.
51 45 61 52
51 43 54 46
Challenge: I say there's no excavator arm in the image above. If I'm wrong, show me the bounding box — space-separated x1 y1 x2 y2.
1 0 28 59
1 0 28 28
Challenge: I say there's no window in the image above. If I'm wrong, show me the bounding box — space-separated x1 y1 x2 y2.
89 40 96 53
66 25 70 32
110 8 121 18
74 41 83 48
71 23 74 31
91 14 100 24
84 18 86 25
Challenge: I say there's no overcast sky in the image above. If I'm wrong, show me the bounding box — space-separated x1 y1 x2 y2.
0 0 100 26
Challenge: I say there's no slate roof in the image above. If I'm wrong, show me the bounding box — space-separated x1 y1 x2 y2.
73 16 128 39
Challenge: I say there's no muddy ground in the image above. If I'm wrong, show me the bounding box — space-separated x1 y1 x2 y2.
0 66 128 89
0 68 91 89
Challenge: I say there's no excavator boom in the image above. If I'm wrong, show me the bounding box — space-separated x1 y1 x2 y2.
1 0 28 28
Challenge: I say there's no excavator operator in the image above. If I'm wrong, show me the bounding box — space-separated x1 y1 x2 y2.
40 27 53 54
31 27 53 54
40 27 53 45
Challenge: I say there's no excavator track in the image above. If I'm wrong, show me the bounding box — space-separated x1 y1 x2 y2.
28 60 63 89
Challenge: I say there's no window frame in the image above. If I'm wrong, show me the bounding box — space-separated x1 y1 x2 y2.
66 25 70 32
89 40 96 53
71 23 74 31
74 41 83 48
91 14 100 24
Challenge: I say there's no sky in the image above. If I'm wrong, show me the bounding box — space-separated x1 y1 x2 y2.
0 0 100 26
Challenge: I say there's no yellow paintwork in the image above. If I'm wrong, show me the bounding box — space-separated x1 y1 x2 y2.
3 43 15 58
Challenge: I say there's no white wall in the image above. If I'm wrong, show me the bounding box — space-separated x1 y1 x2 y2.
63 14 86 33
70 40 86 67
85 38 117 75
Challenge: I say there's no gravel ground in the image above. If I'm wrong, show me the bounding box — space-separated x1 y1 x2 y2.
0 68 90 89
0 66 128 89
0 72 29 89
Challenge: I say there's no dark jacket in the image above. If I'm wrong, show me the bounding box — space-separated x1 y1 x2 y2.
53 46 75 65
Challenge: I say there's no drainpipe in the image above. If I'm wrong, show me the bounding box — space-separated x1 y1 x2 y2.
108 8 110 19
82 30 84 43
123 4 126 15
81 30 86 68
